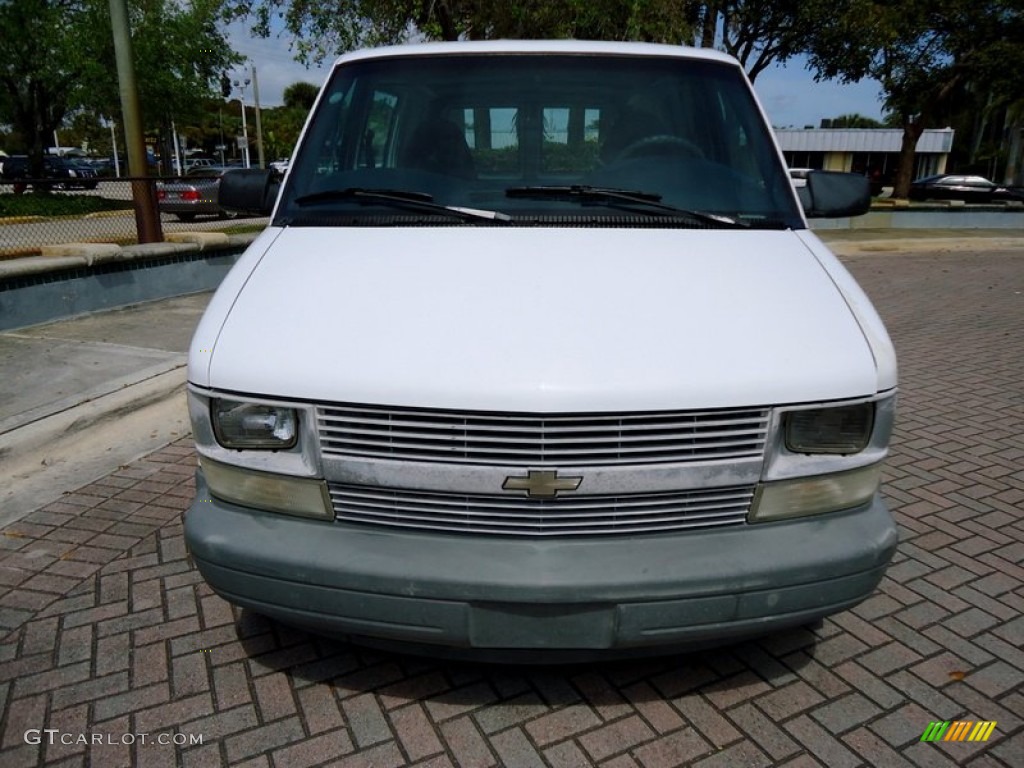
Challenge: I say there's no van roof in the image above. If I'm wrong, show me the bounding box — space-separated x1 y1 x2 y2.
332 39 740 69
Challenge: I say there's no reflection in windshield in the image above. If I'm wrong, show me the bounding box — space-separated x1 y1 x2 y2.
292 187 511 223
505 185 751 228
278 54 801 229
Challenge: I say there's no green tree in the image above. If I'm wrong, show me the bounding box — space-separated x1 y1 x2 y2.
282 82 319 112
805 0 1024 198
0 0 239 174
86 0 241 172
259 102 308 159
62 111 111 153
822 113 886 129
686 1 831 82
0 0 107 174
229 0 694 65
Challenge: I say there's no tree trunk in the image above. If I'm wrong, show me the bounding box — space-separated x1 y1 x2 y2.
892 120 925 199
473 108 491 150
160 116 175 176
1003 109 1023 186
969 92 994 166
26 130 47 179
568 107 585 146
701 3 718 48
436 0 459 41
21 82 51 178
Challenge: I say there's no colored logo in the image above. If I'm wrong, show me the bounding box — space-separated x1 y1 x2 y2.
920 721 997 742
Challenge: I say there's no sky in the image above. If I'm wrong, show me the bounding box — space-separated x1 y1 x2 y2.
226 21 889 130
753 58 887 128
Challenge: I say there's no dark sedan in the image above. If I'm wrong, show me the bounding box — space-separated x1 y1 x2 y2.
909 174 1023 203
157 166 237 221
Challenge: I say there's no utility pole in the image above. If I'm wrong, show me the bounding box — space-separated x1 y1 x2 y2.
109 0 161 242
252 64 265 169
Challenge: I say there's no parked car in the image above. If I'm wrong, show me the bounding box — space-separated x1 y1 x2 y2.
83 157 116 177
994 185 1024 202
908 174 1017 203
156 166 237 221
63 157 103 185
185 40 896 659
0 154 99 189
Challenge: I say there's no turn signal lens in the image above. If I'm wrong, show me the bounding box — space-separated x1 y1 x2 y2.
200 457 332 519
750 464 881 522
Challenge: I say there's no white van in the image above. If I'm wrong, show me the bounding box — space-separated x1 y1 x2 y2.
185 40 898 658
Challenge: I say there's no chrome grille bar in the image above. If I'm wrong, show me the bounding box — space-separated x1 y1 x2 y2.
317 404 769 466
329 484 754 536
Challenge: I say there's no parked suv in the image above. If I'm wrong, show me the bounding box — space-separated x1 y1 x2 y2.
184 41 897 658
0 154 99 190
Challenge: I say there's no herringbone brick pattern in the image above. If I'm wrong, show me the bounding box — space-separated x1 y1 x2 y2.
1 247 1022 767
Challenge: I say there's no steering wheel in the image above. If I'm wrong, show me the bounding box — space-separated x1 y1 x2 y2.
614 134 705 162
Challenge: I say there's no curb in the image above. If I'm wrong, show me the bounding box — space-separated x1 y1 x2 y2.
819 232 1024 257
83 209 134 219
165 231 231 249
0 366 190 528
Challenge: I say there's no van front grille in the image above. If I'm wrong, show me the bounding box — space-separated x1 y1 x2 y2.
316 404 769 466
328 483 754 537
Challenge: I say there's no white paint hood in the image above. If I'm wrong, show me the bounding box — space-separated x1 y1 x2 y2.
191 226 890 412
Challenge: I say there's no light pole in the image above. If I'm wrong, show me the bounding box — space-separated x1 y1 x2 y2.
109 119 120 177
218 108 225 166
233 76 251 168
251 64 265 169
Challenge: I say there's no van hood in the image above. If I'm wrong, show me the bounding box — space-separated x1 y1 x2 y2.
200 227 879 411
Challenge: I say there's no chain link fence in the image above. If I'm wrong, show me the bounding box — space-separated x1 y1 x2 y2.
0 177 268 259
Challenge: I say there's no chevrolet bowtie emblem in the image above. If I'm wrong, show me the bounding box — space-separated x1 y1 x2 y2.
502 469 583 498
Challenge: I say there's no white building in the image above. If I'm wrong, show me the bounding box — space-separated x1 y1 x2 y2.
775 128 955 185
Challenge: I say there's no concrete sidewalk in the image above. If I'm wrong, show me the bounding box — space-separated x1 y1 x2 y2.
0 294 209 526
1 228 1022 528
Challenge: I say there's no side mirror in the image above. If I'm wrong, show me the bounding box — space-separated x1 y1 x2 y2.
220 169 280 215
799 170 871 218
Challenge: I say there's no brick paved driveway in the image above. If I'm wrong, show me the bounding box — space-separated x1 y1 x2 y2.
1 248 1022 768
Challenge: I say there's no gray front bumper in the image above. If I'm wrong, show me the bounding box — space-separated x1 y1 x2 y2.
185 471 897 654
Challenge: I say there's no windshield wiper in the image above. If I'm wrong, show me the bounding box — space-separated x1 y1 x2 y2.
505 185 747 228
291 187 511 223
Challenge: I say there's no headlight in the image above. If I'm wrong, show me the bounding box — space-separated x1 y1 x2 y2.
785 403 874 455
212 399 298 449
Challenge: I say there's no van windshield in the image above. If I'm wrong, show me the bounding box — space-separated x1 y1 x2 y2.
277 53 803 229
